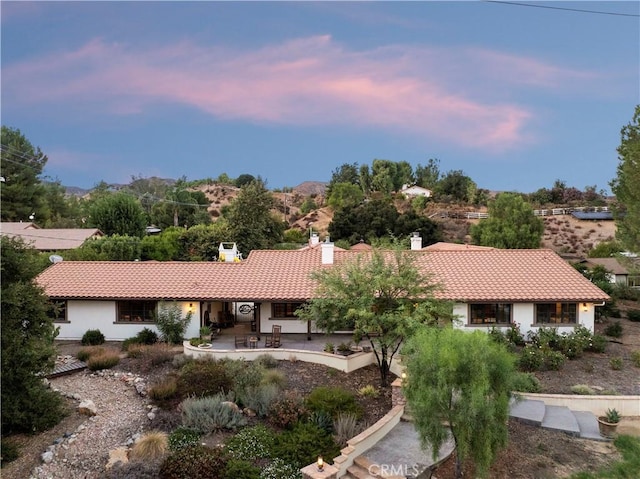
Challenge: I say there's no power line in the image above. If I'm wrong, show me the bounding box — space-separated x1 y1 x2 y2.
484 1 639 17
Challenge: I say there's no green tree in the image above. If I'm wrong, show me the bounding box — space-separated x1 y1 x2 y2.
299 197 318 215
415 158 441 190
327 182 364 211
435 170 476 203
150 179 210 229
0 126 48 222
610 105 640 253
140 227 184 261
359 163 372 196
588 240 623 258
235 174 256 187
225 179 284 254
471 192 543 249
393 208 442 244
328 198 399 245
1 237 65 434
89 192 147 237
296 247 452 386
178 222 231 261
370 159 396 194
41 181 85 227
78 234 142 261
403 327 515 478
326 163 360 197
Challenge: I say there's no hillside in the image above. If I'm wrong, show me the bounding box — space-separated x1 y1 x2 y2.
190 183 616 258
67 180 615 258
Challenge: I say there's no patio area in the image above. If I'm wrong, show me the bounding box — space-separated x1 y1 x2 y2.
204 324 359 352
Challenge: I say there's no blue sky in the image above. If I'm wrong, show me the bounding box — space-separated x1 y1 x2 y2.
1 1 638 194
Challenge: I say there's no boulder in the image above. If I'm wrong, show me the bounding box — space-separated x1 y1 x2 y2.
105 447 129 470
78 399 97 416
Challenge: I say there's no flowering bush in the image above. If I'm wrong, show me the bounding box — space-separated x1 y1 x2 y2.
258 458 301 479
225 424 275 461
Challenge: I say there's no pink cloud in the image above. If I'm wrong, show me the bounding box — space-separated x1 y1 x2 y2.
2 35 597 151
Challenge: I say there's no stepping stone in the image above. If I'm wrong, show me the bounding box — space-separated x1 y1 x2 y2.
542 405 580 437
573 411 610 442
510 398 545 426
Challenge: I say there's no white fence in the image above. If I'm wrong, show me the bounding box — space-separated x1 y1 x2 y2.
431 206 610 220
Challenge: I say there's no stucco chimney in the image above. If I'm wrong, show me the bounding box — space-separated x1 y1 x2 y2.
410 232 422 251
309 232 320 247
321 237 334 264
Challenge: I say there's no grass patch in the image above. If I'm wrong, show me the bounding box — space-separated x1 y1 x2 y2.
86 350 120 370
570 435 640 478
76 346 105 362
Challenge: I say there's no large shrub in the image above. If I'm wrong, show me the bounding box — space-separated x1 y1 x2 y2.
267 392 308 429
241 384 279 418
627 310 640 322
510 372 541 393
273 422 341 469
305 386 363 420
156 302 192 344
159 445 227 479
605 321 624 338
180 394 247 433
223 459 261 479
81 328 105 346
177 358 232 398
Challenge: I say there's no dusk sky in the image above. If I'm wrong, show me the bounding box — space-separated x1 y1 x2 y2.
1 1 638 193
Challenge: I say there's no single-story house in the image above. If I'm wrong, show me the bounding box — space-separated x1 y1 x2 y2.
1 222 103 251
579 257 640 289
399 184 432 198
35 235 609 341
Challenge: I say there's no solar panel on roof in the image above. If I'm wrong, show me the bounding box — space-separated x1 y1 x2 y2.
571 211 613 220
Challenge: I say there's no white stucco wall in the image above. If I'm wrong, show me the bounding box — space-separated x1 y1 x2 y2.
453 302 596 337
259 302 309 334
57 300 200 341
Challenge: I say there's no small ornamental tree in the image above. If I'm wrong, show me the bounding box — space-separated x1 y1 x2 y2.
296 245 452 386
156 302 192 344
402 327 515 479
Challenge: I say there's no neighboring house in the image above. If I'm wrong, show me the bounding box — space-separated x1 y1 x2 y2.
1 222 103 251
579 257 640 289
400 184 432 198
36 236 609 341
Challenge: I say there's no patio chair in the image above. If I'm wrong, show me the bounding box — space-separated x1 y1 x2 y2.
235 335 247 348
264 325 281 348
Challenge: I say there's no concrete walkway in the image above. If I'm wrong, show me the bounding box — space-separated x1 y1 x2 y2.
350 420 454 479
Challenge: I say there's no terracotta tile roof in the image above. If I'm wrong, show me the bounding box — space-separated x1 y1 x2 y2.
1 225 103 251
423 242 495 251
36 248 609 303
579 258 630 275
0 222 39 232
